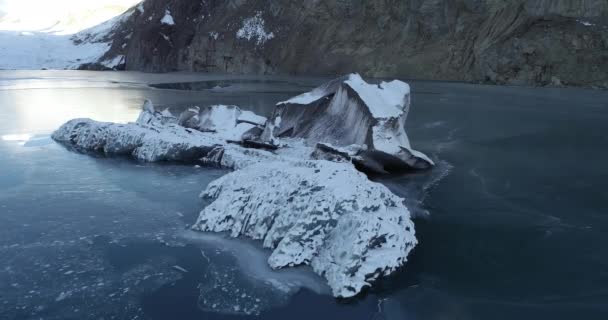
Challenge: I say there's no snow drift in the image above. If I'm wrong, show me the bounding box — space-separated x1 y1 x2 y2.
52 74 433 298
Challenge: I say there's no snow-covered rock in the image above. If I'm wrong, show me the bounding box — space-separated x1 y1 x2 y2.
52 117 224 163
52 101 275 165
274 73 434 173
192 160 417 298
52 74 434 298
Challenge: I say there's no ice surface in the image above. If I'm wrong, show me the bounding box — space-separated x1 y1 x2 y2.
183 231 329 315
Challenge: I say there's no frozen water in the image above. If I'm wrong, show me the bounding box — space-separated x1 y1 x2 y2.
183 231 329 315
4 70 602 320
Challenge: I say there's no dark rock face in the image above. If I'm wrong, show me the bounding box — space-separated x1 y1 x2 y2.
105 0 608 87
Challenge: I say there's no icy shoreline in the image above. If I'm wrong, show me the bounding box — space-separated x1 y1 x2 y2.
52 74 433 297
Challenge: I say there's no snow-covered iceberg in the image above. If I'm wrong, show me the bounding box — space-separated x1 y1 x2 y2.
274 74 433 173
193 160 416 297
53 102 223 163
52 74 434 298
52 101 275 165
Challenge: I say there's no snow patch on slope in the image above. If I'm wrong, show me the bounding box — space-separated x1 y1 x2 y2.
274 73 433 172
236 12 274 45
161 9 175 26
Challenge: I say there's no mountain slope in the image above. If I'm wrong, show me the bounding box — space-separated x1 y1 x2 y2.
0 1 137 70
95 0 608 87
2 0 606 88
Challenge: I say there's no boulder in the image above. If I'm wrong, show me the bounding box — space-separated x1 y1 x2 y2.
273 74 433 173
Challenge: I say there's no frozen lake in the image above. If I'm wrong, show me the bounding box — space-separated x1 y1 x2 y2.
1 71 607 319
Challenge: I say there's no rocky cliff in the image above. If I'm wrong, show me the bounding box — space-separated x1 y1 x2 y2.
99 0 608 87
